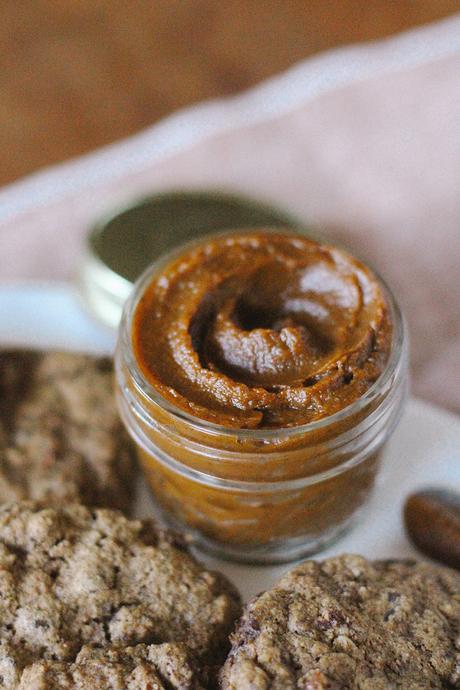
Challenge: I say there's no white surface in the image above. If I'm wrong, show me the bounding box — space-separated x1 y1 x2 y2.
0 282 115 354
1 283 459 601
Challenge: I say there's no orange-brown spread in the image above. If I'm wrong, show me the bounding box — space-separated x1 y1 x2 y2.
125 230 396 554
133 232 392 429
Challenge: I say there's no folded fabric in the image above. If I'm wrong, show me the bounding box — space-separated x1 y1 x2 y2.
1 14 460 415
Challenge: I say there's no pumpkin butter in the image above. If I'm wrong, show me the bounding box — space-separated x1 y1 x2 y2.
133 232 391 428
117 230 406 562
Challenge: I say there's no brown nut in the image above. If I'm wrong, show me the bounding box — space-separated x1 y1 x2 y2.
404 488 460 570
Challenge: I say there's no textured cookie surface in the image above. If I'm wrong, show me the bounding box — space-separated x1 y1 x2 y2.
15 643 204 690
221 555 460 689
0 350 134 510
0 503 241 689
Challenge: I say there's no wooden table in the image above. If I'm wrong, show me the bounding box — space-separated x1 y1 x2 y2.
1 1 458 186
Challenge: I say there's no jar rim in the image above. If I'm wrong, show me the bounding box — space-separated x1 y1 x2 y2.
118 228 406 441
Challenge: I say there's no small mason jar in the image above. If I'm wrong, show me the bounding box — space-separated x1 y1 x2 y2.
115 240 408 564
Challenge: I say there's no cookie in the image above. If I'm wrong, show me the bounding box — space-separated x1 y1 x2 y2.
0 502 241 689
221 554 460 689
14 643 204 690
0 350 134 510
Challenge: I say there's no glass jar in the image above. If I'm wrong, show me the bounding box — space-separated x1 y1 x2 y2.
115 241 408 564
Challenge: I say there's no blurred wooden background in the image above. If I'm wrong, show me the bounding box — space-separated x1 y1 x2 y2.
1 0 458 186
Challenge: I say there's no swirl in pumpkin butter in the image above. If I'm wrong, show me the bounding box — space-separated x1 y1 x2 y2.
133 232 392 429
117 230 406 561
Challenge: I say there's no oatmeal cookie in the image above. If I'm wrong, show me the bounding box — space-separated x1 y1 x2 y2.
0 502 241 689
0 350 134 510
221 554 460 689
15 643 203 690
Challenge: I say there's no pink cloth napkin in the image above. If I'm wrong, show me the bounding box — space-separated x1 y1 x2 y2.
1 15 460 416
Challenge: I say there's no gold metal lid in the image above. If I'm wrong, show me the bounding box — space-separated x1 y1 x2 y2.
78 190 302 328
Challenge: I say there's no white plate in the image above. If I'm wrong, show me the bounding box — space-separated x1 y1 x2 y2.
1 282 459 601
